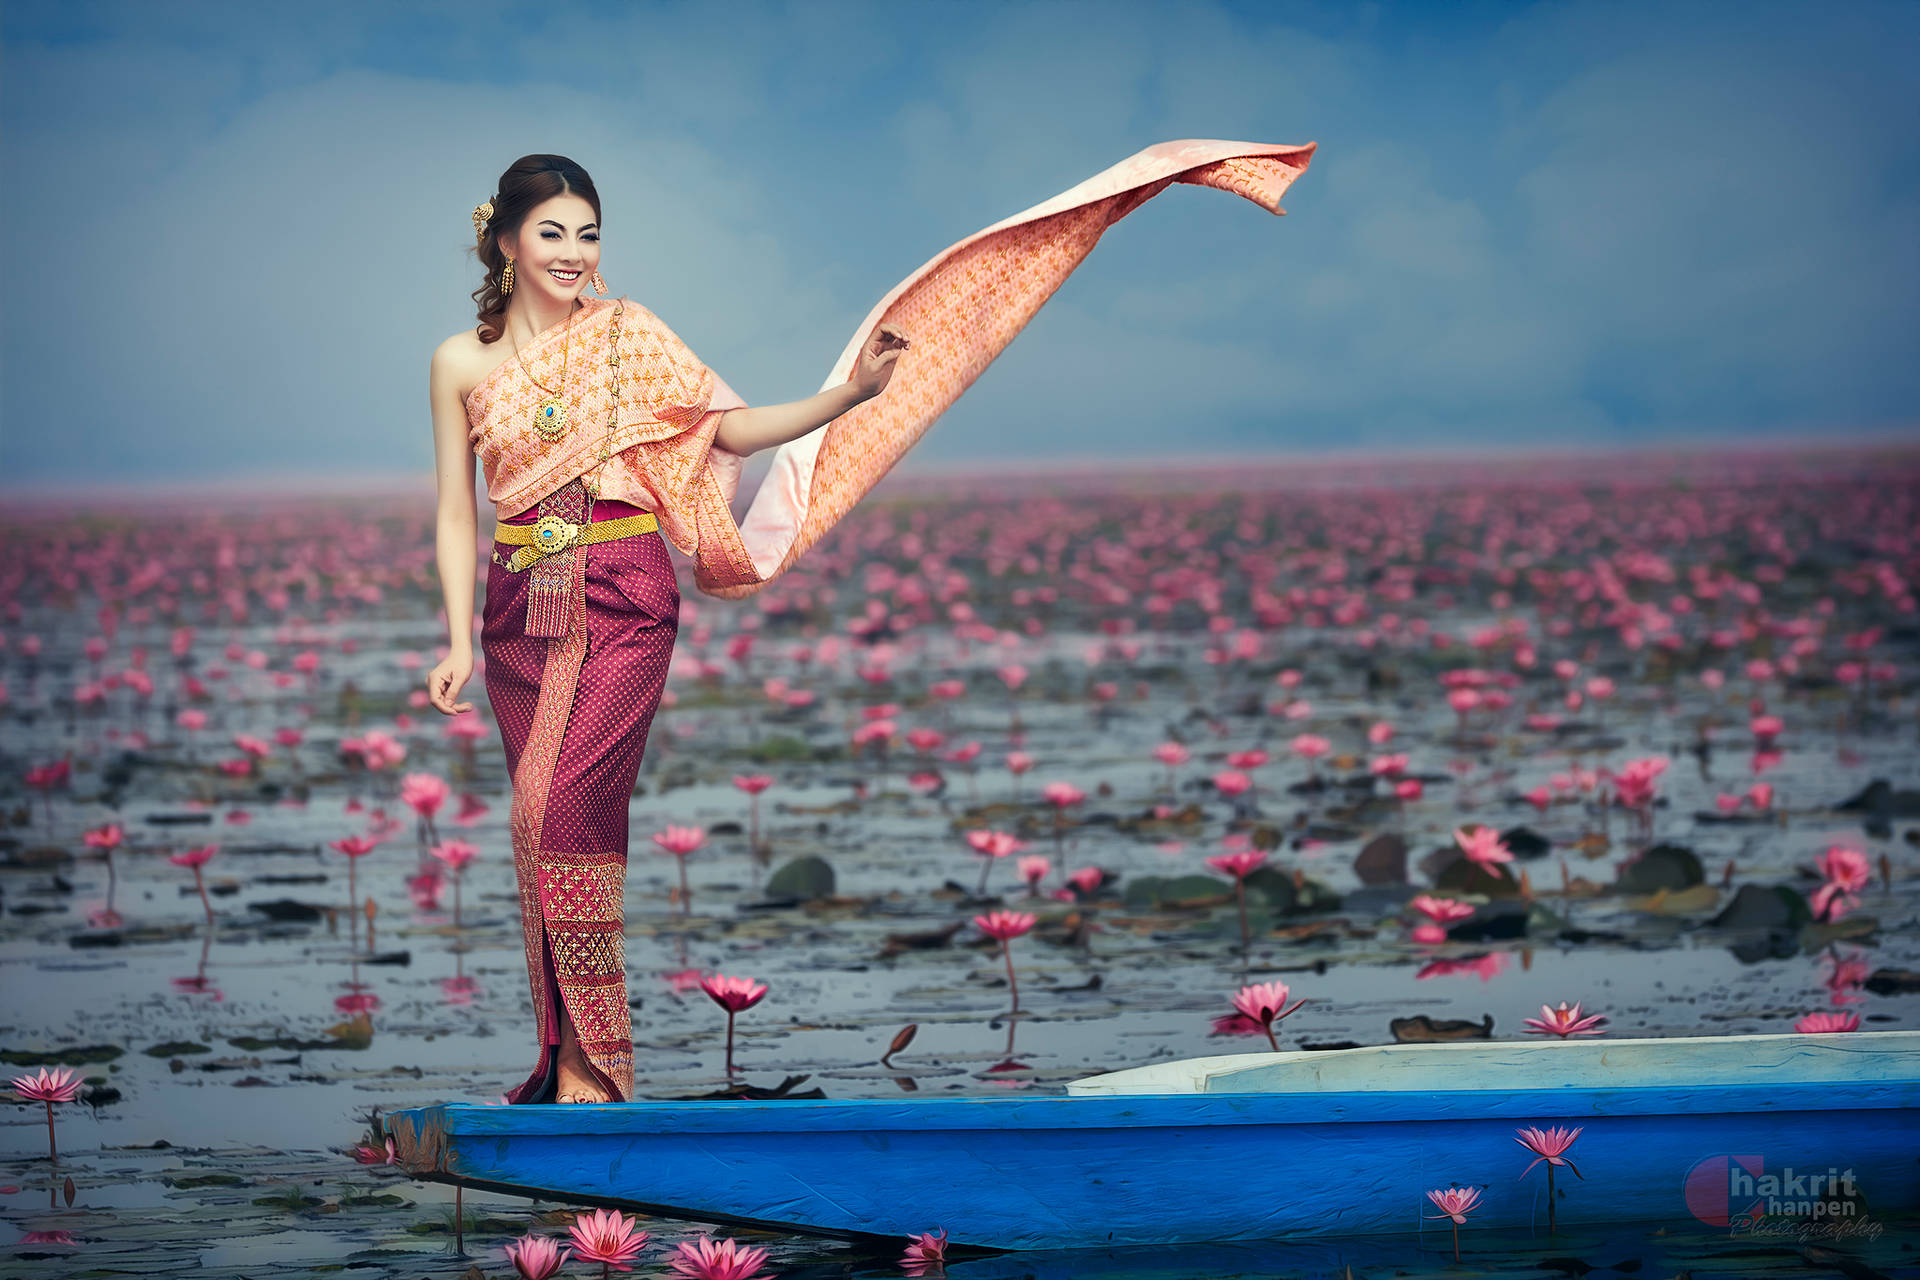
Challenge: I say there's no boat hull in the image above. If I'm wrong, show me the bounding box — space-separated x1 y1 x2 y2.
385 1079 1919 1249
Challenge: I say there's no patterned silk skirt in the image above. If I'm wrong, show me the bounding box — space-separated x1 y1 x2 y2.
480 478 679 1104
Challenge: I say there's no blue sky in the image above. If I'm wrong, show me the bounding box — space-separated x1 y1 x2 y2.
2 0 1915 495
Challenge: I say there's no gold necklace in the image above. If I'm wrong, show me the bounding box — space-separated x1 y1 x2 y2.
511 300 579 441
583 300 625 500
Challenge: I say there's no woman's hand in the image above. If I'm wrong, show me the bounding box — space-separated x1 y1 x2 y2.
427 650 475 715
850 323 911 401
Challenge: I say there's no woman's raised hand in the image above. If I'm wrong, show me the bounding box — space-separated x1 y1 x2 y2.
427 651 475 715
851 323 910 401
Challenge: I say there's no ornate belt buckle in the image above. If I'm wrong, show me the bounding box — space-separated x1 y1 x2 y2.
531 515 581 557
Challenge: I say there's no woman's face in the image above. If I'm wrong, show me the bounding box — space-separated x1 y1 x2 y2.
503 192 601 304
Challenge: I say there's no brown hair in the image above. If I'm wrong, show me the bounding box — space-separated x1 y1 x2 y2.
470 154 602 344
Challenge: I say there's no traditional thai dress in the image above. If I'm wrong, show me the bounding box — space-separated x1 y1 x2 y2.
466 137 1315 1103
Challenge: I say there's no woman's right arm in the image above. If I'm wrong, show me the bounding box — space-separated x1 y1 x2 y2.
426 338 479 715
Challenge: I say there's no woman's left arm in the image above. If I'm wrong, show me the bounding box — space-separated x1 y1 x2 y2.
712 323 910 456
714 382 869 456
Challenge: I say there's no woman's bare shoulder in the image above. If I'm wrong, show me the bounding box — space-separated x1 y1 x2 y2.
433 328 493 400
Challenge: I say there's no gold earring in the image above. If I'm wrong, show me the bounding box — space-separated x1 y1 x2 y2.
501 254 515 295
590 270 608 296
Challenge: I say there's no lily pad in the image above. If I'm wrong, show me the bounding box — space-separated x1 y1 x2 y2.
763 855 836 901
1 1043 123 1067
1122 874 1232 910
1616 844 1704 894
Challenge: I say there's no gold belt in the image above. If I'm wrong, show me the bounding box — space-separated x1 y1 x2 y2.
492 512 658 573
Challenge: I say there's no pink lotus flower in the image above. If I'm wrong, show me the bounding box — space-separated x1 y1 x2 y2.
169 844 217 869
398 771 450 819
653 825 708 912
974 910 1036 1011
900 1227 949 1276
1425 1183 1482 1224
974 910 1035 942
666 1235 776 1280
1407 893 1474 944
10 1065 81 1163
1205 850 1266 881
965 828 1025 889
568 1206 651 1269
701 974 769 1076
503 1233 572 1280
1212 769 1252 798
1230 980 1308 1051
1522 1000 1609 1038
1040 781 1085 808
1424 1183 1482 1261
1016 855 1051 895
965 829 1026 859
170 843 220 925
1152 741 1190 767
652 825 707 855
732 773 773 795
429 839 478 872
1452 824 1514 869
1516 1123 1585 1231
1795 1010 1860 1033
329 834 378 858
10 1065 82 1104
82 821 124 851
1809 844 1872 921
700 974 769 1013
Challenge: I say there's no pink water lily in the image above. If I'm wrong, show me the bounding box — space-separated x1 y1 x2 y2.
965 828 1028 895
1206 849 1268 951
1424 1183 1482 1260
701 974 768 1076
900 1226 949 1276
10 1065 82 1162
1516 1124 1584 1233
169 844 219 925
651 824 708 913
1795 1010 1859 1033
1407 893 1474 944
666 1234 776 1280
1016 854 1051 896
568 1205 650 1272
1809 843 1871 921
1522 1000 1609 1038
503 1233 572 1280
1453 824 1513 869
974 910 1035 1011
1230 980 1308 1051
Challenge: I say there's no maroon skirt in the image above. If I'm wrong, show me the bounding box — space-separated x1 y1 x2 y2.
481 479 678 1103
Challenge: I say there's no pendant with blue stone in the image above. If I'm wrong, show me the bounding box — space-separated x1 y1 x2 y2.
534 396 569 440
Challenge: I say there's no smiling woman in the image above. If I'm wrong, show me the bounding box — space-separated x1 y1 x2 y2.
422 139 1315 1109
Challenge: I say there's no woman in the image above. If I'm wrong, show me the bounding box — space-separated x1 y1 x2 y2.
426 141 1314 1105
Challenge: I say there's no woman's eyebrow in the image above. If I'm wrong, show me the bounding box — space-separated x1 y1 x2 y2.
538 219 598 231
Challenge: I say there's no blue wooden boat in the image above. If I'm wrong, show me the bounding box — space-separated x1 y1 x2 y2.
383 1030 1919 1249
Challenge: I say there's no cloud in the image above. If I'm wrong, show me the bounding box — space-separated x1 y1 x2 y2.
1 0 1914 493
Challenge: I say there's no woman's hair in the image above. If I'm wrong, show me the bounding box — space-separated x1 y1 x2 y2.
471 154 602 344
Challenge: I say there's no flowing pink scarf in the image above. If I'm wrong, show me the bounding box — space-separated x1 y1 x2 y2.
470 137 1315 599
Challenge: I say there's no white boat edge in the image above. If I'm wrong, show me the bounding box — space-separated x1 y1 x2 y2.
1064 1029 1920 1096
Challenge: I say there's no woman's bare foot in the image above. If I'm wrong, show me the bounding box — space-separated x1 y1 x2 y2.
553 1002 611 1104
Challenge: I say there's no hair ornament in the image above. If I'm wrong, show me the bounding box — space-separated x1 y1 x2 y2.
472 198 495 248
